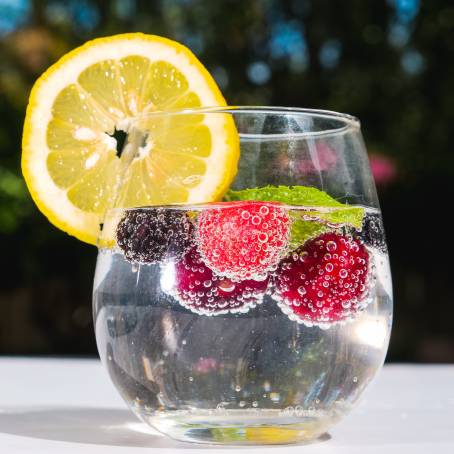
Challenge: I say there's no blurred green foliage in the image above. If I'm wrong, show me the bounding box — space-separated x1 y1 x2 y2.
0 0 453 360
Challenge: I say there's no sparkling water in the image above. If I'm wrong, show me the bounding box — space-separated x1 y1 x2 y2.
93 205 392 444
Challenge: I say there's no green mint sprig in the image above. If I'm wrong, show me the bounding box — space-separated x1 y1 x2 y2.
224 185 364 247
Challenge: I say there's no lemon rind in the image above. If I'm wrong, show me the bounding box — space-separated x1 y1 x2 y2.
22 33 237 245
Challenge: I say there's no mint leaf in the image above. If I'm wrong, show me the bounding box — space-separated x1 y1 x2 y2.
289 215 327 249
317 206 364 229
225 186 365 248
226 185 339 206
225 185 364 229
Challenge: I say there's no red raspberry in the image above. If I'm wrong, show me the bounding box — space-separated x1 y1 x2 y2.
172 247 269 315
273 232 371 326
197 201 290 280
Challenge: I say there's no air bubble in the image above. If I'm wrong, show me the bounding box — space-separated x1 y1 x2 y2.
326 241 337 252
218 280 235 293
258 232 268 243
259 205 269 215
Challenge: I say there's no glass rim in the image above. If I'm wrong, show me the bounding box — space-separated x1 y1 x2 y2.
130 106 361 132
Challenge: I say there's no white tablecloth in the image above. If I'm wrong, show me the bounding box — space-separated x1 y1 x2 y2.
0 358 452 453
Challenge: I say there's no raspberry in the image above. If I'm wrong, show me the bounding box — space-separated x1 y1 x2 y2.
273 232 371 326
172 247 269 315
197 201 290 280
116 209 193 264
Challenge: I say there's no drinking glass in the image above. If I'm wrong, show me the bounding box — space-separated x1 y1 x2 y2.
93 107 392 445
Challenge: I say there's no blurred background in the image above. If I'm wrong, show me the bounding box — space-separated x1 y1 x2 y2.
0 0 452 361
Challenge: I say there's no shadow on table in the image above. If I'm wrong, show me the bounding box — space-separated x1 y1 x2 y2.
0 407 190 449
0 407 330 449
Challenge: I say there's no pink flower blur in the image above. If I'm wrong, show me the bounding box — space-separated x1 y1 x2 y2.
369 154 397 186
298 142 337 173
194 357 218 374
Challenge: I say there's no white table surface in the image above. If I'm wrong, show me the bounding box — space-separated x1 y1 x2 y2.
0 358 453 454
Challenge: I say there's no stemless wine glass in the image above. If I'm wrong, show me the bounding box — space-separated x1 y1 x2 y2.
93 107 392 445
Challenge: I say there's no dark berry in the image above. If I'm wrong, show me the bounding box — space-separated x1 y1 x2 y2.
116 209 193 264
197 201 290 280
358 212 387 253
273 232 371 326
172 247 269 315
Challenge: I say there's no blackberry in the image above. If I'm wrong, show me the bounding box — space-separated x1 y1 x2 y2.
359 212 387 253
116 209 193 264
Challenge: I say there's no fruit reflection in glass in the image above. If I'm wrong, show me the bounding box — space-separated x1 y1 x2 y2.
93 107 392 445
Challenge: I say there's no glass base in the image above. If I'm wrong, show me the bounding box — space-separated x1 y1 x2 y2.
139 410 336 445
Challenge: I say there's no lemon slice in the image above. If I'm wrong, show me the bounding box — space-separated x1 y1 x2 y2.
22 33 239 245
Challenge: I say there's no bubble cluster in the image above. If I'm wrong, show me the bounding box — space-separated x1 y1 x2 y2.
116 209 193 264
273 232 371 326
171 247 269 315
197 201 290 280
